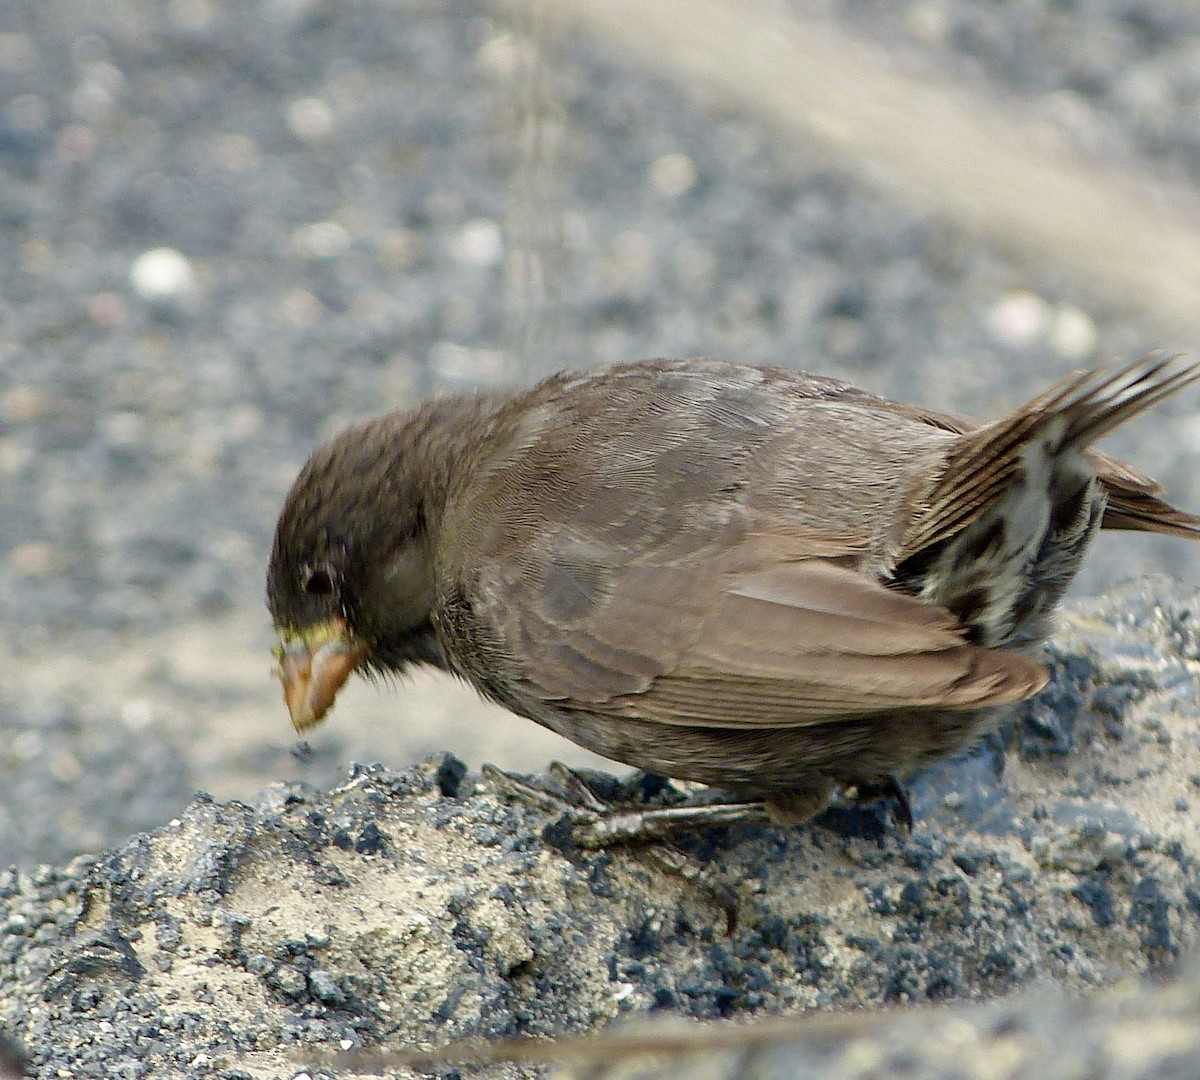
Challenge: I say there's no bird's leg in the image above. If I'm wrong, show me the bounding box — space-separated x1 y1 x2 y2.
481 762 774 849
494 762 748 931
846 775 915 832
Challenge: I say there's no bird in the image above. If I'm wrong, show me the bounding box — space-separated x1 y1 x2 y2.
267 354 1200 840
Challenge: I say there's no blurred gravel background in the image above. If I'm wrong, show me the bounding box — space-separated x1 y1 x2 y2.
2 0 1200 869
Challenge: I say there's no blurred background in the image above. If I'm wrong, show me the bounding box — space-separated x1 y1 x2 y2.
2 0 1200 869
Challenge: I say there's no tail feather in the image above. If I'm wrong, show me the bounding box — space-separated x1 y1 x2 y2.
1061 355 1200 448
899 354 1200 559
1101 491 1200 538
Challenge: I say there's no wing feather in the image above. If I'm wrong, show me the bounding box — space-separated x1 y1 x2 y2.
508 553 1047 726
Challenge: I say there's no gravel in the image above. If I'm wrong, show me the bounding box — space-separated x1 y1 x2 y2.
2 7 1200 1074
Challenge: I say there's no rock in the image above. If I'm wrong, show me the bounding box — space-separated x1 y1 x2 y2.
2 582 1200 1076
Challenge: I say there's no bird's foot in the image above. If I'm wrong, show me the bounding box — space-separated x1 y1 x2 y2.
846 775 914 832
481 761 773 849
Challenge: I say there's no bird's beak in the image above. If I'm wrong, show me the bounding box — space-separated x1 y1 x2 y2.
272 617 368 732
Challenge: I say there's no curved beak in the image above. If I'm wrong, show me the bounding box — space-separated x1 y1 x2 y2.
273 617 369 732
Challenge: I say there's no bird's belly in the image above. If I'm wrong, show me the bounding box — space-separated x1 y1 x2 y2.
523 700 1006 796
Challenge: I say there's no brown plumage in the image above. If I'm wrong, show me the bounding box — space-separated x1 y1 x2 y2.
267 355 1200 827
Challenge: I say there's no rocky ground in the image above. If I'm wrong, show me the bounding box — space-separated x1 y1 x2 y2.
3 0 1200 1076
3 582 1200 1077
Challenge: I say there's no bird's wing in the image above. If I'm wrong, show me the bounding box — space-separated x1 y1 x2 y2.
447 359 1047 728
473 531 1047 729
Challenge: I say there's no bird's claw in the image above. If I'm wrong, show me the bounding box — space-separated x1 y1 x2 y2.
847 775 915 833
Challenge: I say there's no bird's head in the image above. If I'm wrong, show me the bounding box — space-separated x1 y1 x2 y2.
266 411 449 732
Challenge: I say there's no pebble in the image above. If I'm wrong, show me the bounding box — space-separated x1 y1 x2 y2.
650 152 698 197
291 221 351 259
985 290 1050 349
450 218 504 267
1049 304 1098 360
129 248 195 301
287 97 335 142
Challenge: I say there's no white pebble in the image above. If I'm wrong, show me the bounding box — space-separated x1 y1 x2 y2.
430 341 508 384
450 218 503 267
129 247 194 300
100 410 145 447
292 220 351 259
1049 304 1098 360
985 290 1049 348
120 699 155 729
287 96 335 141
475 31 520 78
650 152 697 196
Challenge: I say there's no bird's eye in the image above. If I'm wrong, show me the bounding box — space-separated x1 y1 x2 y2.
304 568 335 596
